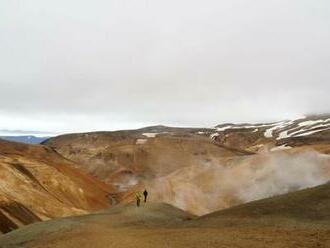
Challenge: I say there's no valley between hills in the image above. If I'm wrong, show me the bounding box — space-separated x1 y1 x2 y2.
0 115 330 247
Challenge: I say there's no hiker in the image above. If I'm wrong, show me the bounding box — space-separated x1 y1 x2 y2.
143 189 148 202
135 192 142 207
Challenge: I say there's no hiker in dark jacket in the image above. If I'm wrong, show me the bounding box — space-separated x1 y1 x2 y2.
143 189 148 203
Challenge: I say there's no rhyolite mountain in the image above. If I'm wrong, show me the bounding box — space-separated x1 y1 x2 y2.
43 115 330 215
0 139 113 233
0 115 330 242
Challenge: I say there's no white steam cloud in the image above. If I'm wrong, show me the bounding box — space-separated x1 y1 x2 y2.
149 152 330 215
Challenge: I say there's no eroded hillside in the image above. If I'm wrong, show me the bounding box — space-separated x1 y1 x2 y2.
0 139 113 233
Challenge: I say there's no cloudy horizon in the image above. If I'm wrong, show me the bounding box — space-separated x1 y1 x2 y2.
1 0 329 135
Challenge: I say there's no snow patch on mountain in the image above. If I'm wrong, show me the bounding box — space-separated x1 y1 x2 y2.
270 145 292 152
216 125 233 131
212 116 330 144
294 127 330 137
297 118 330 127
275 118 330 140
210 133 219 139
136 139 147 144
263 121 291 138
143 133 159 138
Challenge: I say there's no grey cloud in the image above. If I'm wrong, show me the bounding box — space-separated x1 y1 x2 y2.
0 0 329 132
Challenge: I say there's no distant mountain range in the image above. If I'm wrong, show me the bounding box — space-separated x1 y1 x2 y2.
0 135 49 144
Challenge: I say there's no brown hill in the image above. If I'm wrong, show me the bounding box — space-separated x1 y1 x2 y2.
1 183 330 247
43 120 330 215
43 128 248 191
0 139 113 233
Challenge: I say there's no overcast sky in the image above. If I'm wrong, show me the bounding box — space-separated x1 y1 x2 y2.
0 0 329 134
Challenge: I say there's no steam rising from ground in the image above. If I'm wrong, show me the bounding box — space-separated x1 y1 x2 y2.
149 152 330 215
